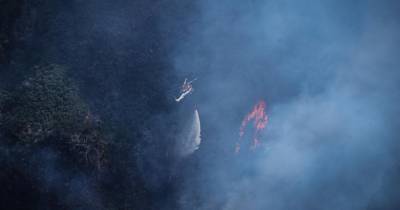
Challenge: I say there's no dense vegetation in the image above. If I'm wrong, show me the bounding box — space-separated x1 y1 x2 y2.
0 0 191 209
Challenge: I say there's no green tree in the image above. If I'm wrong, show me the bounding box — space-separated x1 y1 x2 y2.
5 64 87 143
2 64 108 169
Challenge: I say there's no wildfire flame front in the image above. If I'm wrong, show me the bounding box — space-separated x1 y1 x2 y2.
236 100 268 153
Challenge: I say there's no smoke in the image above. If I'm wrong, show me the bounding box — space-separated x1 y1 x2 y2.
169 0 400 209
2 0 399 209
33 149 104 210
177 109 201 157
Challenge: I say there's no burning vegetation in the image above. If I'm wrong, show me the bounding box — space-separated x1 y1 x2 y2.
236 100 269 153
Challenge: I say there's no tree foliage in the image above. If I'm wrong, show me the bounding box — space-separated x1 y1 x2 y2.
1 64 108 170
4 64 87 143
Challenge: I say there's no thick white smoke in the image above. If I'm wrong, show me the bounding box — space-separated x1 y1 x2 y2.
177 109 201 157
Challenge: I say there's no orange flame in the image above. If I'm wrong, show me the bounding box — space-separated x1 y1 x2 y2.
237 100 268 153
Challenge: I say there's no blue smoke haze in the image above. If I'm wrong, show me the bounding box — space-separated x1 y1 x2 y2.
1 1 399 209
169 0 400 209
